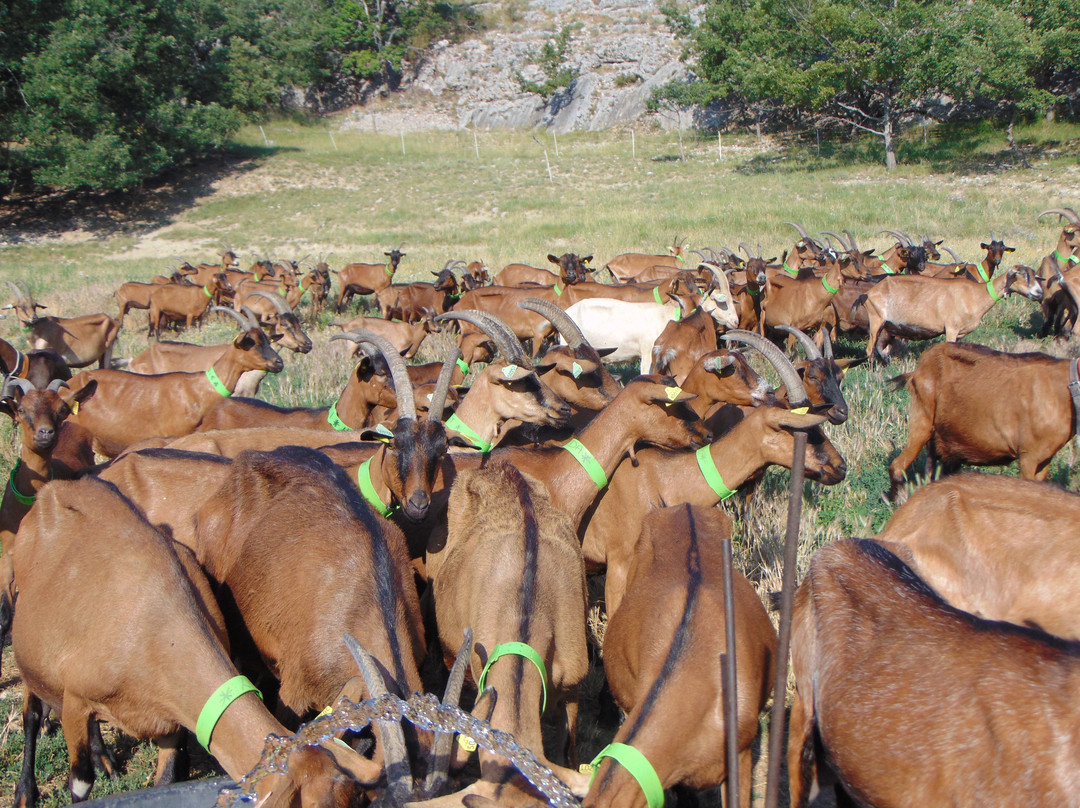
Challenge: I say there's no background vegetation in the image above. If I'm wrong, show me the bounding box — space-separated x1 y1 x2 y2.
0 120 1078 804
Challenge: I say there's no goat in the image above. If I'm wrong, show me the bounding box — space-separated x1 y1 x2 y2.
238 291 313 354
4 281 121 369
587 504 777 808
12 477 373 808
146 273 232 338
854 265 1044 363
115 276 190 326
604 236 689 283
461 260 491 289
334 245 405 312
333 312 440 359
760 259 845 343
581 368 845 614
876 472 1080 640
0 338 69 389
428 462 590 804
773 326 860 424
886 341 1078 498
63 308 284 457
291 262 331 321
375 264 460 322
788 537 1080 808
494 252 594 287
924 237 1015 281
1037 208 1080 337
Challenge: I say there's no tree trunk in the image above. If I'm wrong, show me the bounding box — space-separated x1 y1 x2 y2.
883 95 897 170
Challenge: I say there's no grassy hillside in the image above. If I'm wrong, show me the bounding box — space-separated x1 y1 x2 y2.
0 118 1078 806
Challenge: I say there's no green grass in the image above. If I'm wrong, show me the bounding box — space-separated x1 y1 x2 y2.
0 118 1078 806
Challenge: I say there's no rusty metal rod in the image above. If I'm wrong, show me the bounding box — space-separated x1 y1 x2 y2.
721 537 740 808
763 429 808 808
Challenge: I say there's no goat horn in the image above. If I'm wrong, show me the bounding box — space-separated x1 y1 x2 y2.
720 330 810 408
209 306 256 331
1038 208 1080 226
247 290 293 315
942 246 962 263
46 379 70 392
342 633 414 798
689 249 709 262
427 346 460 422
843 230 860 251
435 311 523 366
2 375 35 398
423 627 474 794
5 280 25 301
518 297 586 350
333 331 416 420
821 231 848 249
784 222 814 242
775 325 822 361
878 230 911 246
738 242 755 259
821 328 833 360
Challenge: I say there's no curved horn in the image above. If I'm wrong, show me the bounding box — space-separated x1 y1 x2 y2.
423 627 474 794
878 229 911 246
248 290 293 315
46 379 70 392
942 246 962 264
342 634 413 798
900 231 918 247
435 310 523 366
738 242 756 259
518 297 586 350
821 328 833 360
774 325 822 361
5 280 25 301
2 376 35 398
784 222 814 242
689 249 709 263
471 311 532 367
720 329 810 407
332 331 416 419
210 306 256 331
427 346 460 422
1038 208 1080 226
843 230 860 252
821 231 849 249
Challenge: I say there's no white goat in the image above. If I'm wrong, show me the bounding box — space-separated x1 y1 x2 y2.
562 268 738 374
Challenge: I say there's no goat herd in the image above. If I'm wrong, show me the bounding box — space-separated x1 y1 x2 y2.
1 206 1080 808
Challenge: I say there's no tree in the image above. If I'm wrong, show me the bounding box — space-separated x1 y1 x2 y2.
670 0 1060 169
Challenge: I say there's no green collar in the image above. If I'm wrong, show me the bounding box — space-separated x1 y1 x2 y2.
589 743 664 808
745 286 759 296
986 278 1003 303
881 263 897 275
476 642 548 712
455 357 470 376
446 412 492 452
195 676 261 750
327 401 352 431
821 275 839 295
205 367 232 397
358 458 396 517
553 282 563 297
1056 249 1079 266
20 326 32 333
782 260 798 277
674 253 684 263
696 446 735 500
8 460 38 507
653 286 664 305
561 438 607 488
975 264 990 283
203 285 213 298
385 263 394 276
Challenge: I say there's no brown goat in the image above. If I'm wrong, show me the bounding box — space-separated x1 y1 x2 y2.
855 266 1044 363
64 311 284 457
604 237 688 283
0 338 69 389
375 266 460 321
335 246 405 312
587 505 777 808
494 252 594 287
115 276 189 326
4 282 120 369
1036 207 1080 336
429 462 590 804
333 313 439 359
788 537 1080 808
886 341 1076 498
146 273 232 338
13 477 373 808
877 472 1080 641
760 260 845 341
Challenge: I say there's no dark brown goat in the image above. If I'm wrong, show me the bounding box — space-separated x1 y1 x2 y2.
335 246 405 312
494 252 594 287
587 505 777 808
886 341 1076 498
788 537 1080 808
0 338 69 389
146 273 232 338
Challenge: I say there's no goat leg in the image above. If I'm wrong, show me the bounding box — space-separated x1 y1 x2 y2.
14 693 42 808
62 696 97 802
153 729 189 786
88 720 117 779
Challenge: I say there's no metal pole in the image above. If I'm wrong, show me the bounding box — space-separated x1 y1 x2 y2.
400 131 406 156
328 130 338 151
763 430 808 808
721 537 740 808
473 130 480 160
718 130 722 160
631 129 636 160
553 131 559 158
258 125 270 147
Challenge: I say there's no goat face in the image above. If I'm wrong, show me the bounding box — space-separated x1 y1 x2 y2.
235 328 285 373
1006 265 1045 302
547 252 593 285
898 245 928 274
634 376 711 449
0 383 97 453
383 248 406 271
761 408 846 484
272 313 313 354
796 360 854 425
537 346 616 412
388 418 446 522
693 350 778 409
432 269 459 296
980 239 1016 270
492 363 572 426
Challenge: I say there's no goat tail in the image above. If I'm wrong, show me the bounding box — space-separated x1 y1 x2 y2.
886 372 912 391
850 294 868 321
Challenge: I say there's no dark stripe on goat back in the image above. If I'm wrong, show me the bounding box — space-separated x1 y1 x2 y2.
622 506 702 745
499 464 540 703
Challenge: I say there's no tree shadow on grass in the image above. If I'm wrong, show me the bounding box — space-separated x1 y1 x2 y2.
0 144 296 244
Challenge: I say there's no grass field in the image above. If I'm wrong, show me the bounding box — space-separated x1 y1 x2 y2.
0 117 1078 806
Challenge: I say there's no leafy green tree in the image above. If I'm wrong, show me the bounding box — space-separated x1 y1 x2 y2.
514 23 581 99
669 0 1062 169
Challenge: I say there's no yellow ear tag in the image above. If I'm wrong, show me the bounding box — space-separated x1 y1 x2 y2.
502 364 518 379
315 705 334 719
578 763 594 776
572 362 583 379
458 734 477 753
71 400 79 415
791 406 810 415
665 386 682 401
841 366 849 376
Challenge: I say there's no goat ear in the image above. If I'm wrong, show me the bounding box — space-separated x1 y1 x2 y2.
980 243 989 250
582 255 593 264
234 332 256 349
68 380 97 408
595 346 618 358
1005 246 1016 252
547 254 559 264
773 409 828 430
0 397 15 420
532 361 556 374
834 357 867 375
35 303 47 309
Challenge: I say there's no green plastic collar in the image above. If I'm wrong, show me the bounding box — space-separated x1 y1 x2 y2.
652 286 664 305
986 278 1003 303
446 412 492 452
195 676 261 750
589 743 664 808
821 275 839 295
696 445 735 500
203 285 213 298
358 458 395 517
881 263 897 275
975 264 990 283
553 282 563 297
745 286 759 296
476 642 548 712
1056 249 1080 265
8 461 36 507
205 367 231 397
675 253 684 263
385 263 394 276
561 438 607 489
782 260 798 277
456 357 470 376
327 401 352 431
